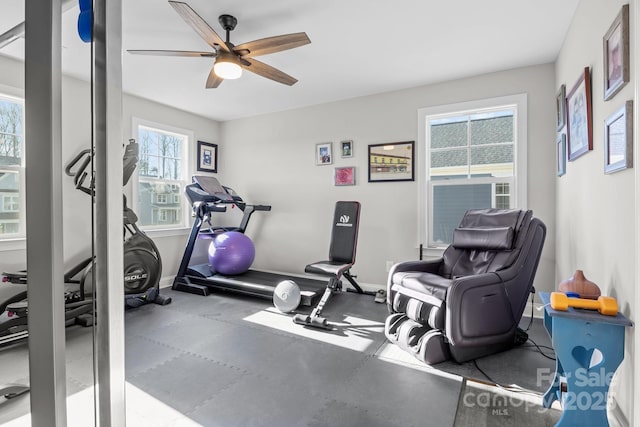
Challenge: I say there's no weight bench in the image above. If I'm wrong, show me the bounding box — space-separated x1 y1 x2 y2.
293 201 378 330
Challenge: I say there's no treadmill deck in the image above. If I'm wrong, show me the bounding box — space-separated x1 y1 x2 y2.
182 265 328 306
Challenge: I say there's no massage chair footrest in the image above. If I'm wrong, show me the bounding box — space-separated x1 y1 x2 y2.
384 313 450 365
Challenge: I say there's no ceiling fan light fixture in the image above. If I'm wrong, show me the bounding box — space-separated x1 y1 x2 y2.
214 54 242 79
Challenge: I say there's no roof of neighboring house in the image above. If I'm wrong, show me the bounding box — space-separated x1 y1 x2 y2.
0 170 19 192
0 154 20 167
138 181 182 208
431 116 514 167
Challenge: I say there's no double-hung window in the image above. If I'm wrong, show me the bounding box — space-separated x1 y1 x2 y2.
133 118 191 230
418 94 527 249
0 93 25 238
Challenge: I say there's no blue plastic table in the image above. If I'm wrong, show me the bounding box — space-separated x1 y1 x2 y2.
539 292 633 427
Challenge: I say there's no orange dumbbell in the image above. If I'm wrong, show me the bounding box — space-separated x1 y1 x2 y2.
550 292 618 316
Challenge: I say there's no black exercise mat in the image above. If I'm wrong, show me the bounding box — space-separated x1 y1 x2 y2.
377 317 556 394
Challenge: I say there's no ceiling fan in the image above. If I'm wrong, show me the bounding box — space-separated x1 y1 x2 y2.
128 1 311 88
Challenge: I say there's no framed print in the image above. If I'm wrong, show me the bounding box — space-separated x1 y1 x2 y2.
566 67 593 161
603 4 629 101
334 166 355 186
368 141 414 182
556 84 566 130
315 142 332 165
604 100 633 174
340 140 353 158
197 140 218 173
557 133 566 177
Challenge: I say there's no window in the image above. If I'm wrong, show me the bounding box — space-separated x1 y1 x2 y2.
2 195 19 212
0 94 25 239
418 94 527 249
133 118 191 229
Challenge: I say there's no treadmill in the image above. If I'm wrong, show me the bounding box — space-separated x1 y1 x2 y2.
172 176 327 306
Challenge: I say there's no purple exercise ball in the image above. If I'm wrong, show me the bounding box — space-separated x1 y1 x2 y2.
208 231 255 275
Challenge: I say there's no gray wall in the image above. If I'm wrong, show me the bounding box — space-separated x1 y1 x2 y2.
555 0 636 424
0 55 557 293
0 54 220 279
218 63 557 291
3 6 636 422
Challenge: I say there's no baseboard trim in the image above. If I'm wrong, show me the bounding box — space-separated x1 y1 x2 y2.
524 299 545 320
158 274 384 293
349 281 384 293
163 273 545 316
159 276 174 289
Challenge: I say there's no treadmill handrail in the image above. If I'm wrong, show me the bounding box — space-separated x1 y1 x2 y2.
193 202 227 219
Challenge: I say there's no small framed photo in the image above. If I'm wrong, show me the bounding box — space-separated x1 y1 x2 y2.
368 141 415 182
557 133 566 177
556 84 566 130
566 67 593 161
197 140 218 173
604 100 633 174
334 166 355 186
340 140 353 158
603 4 629 101
315 142 332 165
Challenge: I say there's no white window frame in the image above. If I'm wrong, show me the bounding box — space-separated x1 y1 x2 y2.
0 87 26 246
417 94 527 255
131 117 192 233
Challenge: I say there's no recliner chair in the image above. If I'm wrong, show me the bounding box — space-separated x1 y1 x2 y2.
384 208 546 364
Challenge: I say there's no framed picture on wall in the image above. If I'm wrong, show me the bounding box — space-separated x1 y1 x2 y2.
315 142 333 165
603 4 629 101
566 67 593 161
368 141 415 182
604 100 633 174
197 140 218 173
556 84 566 130
557 133 566 177
340 140 353 158
334 166 355 186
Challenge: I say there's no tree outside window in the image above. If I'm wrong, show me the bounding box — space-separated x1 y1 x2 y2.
0 96 24 238
135 122 189 228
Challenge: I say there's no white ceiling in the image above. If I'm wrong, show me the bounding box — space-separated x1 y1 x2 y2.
1 0 580 122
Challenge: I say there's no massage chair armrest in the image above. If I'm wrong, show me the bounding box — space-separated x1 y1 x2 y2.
386 259 443 306
445 273 517 347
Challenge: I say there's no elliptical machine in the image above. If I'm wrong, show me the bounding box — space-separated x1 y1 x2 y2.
0 140 170 344
63 139 171 307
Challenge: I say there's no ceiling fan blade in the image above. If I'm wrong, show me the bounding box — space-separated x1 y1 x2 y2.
168 1 231 52
206 67 224 88
127 50 216 57
241 58 298 86
234 32 311 58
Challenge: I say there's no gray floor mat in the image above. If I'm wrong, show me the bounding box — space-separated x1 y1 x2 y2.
0 287 555 427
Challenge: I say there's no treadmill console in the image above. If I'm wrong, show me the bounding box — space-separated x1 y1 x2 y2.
185 186 215 203
187 176 235 204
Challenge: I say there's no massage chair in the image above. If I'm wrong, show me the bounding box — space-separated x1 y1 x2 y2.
385 208 546 364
